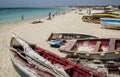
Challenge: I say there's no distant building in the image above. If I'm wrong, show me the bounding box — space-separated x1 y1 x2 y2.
93 6 105 10
105 5 119 11
105 5 113 10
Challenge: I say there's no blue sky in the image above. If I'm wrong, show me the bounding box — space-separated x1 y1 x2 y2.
0 0 120 7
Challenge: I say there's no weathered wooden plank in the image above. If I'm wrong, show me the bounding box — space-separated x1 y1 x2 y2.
94 41 101 52
109 39 116 52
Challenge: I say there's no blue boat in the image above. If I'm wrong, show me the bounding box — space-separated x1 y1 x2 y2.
100 18 120 29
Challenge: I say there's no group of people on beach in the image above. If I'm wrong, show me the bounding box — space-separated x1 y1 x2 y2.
47 11 66 20
21 11 66 23
47 11 58 20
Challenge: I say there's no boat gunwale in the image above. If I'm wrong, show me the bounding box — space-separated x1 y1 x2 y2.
47 32 99 42
100 18 120 20
59 38 120 54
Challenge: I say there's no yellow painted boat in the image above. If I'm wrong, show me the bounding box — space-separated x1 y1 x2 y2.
92 13 120 18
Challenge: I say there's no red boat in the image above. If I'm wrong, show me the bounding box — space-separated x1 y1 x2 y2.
59 38 120 61
10 34 103 77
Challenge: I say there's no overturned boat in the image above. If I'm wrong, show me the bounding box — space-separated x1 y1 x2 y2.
59 38 120 61
47 32 98 48
10 34 104 77
100 18 120 29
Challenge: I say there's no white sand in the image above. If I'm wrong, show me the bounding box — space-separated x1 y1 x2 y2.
0 9 120 77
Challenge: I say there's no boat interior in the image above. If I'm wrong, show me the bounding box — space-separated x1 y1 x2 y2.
71 38 120 53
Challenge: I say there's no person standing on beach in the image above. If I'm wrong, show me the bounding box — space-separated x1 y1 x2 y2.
47 12 52 20
21 14 24 20
52 11 55 18
63 12 65 15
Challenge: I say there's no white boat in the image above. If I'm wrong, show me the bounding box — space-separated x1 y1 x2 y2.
100 18 120 29
47 32 98 48
91 10 105 14
10 34 69 77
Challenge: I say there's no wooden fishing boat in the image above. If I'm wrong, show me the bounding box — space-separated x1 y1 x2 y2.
10 34 103 77
66 58 120 76
92 13 120 19
82 13 120 24
100 18 120 29
59 38 120 61
47 32 98 48
82 15 92 22
82 16 100 24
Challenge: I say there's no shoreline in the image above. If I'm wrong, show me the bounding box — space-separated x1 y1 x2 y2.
0 9 120 77
0 13 50 26
0 7 70 26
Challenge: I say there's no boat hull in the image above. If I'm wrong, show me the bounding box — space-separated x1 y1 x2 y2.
100 18 120 29
101 22 120 29
11 58 36 77
63 50 120 61
78 52 120 60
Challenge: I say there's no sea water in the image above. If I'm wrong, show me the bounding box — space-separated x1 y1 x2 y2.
0 7 69 25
